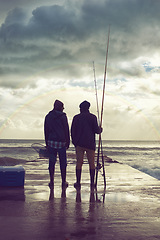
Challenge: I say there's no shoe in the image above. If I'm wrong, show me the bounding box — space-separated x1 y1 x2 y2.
74 182 81 190
48 182 54 189
62 181 69 189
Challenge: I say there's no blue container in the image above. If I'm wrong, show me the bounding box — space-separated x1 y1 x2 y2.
0 166 25 187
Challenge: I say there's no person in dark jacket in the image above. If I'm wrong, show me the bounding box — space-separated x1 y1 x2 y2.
71 100 102 190
44 100 70 189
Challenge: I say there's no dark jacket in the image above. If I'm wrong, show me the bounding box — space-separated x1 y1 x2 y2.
44 109 70 148
71 111 101 150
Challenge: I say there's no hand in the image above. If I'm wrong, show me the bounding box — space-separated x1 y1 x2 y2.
66 143 70 149
99 127 103 133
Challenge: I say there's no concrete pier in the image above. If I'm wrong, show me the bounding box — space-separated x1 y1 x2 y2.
0 156 160 239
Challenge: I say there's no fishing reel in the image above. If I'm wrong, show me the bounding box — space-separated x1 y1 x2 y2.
96 163 102 171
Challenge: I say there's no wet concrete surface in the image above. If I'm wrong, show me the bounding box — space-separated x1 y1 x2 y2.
0 157 160 239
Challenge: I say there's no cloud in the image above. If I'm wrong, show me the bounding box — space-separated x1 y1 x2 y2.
0 0 160 140
0 0 160 90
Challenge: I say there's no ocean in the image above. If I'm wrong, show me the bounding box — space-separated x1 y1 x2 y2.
0 139 160 180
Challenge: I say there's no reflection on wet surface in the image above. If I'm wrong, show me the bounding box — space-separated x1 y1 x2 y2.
0 182 140 203
0 187 25 201
23 182 140 204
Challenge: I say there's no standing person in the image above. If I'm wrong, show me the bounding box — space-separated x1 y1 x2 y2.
44 99 70 189
71 100 102 190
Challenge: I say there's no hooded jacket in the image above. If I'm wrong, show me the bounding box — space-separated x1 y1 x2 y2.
44 109 70 148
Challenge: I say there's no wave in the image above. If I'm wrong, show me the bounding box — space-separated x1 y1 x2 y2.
131 164 160 180
104 146 160 151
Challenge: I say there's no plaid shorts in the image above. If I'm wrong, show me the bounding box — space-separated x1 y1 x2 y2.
48 141 66 149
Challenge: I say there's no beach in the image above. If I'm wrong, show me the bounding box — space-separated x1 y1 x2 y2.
0 150 160 240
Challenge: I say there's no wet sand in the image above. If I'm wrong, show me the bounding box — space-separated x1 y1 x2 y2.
0 154 160 239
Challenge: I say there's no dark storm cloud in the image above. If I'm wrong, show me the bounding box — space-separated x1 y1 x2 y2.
0 0 160 88
29 5 80 40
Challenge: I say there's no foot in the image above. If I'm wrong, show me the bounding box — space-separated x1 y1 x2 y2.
74 182 81 190
48 182 54 189
62 181 69 189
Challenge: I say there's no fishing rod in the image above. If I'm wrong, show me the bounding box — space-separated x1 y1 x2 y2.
100 25 110 126
95 26 110 188
93 61 106 188
93 61 100 124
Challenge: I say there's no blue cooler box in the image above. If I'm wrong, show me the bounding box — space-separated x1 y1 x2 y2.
0 166 25 187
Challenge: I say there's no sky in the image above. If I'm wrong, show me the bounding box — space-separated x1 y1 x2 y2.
0 0 160 141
